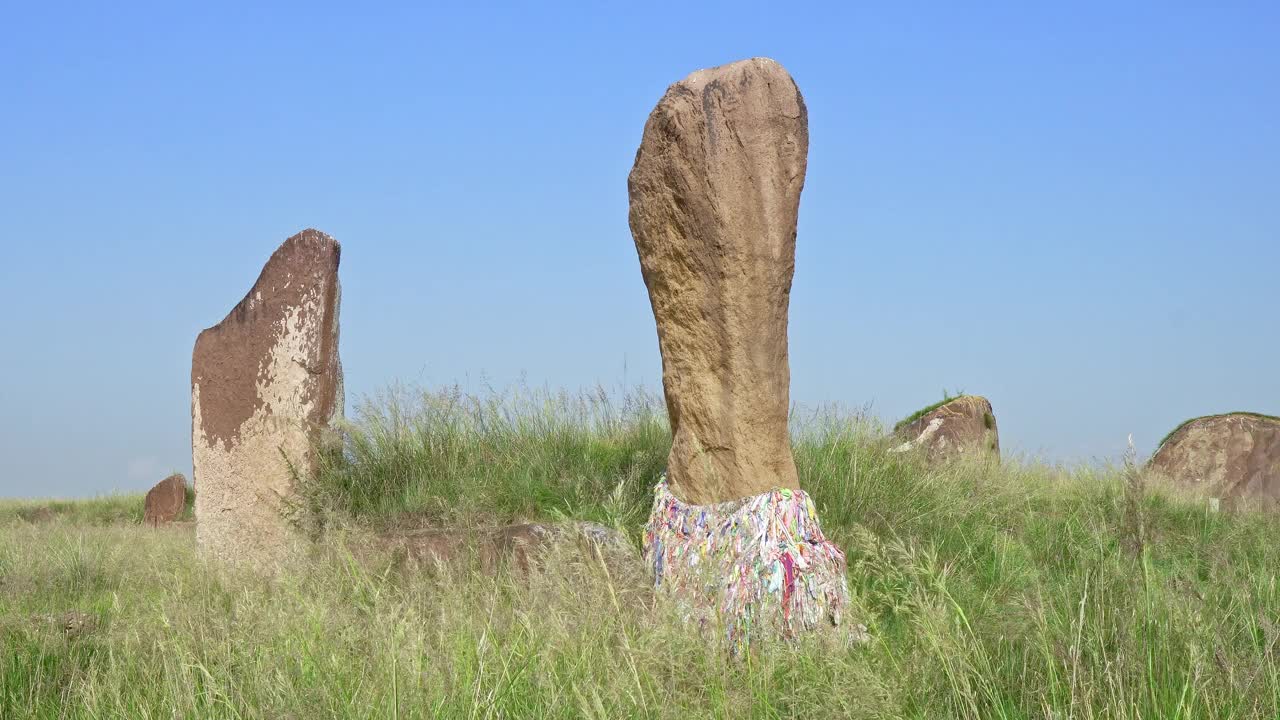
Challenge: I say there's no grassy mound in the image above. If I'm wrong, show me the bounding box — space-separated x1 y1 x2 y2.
303 384 672 529
0 494 147 526
0 480 195 527
3 386 1280 718
892 392 970 432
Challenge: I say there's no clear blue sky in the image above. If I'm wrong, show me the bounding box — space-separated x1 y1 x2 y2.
2 2 1277 498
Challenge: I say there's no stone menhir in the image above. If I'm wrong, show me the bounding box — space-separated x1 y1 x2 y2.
628 56 805 506
191 229 343 570
630 58 856 650
893 395 1000 463
143 472 187 526
1149 412 1280 508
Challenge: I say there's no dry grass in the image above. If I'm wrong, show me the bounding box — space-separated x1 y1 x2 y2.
3 386 1279 718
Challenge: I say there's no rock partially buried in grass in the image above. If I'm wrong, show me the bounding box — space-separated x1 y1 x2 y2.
1149 412 1280 508
371 521 645 588
628 56 805 505
143 473 187 526
16 506 56 524
29 611 97 640
191 229 343 572
629 58 855 651
892 395 1000 463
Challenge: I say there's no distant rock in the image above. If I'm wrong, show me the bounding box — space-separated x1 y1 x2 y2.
1149 412 1280 507
143 473 187 526
893 395 1000 462
191 229 343 571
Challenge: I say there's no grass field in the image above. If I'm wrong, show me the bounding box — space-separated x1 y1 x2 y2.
3 386 1278 719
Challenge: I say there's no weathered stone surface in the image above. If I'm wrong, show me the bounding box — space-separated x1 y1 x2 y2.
143 473 187 526
192 229 343 570
1149 413 1280 507
892 395 1000 463
628 57 806 505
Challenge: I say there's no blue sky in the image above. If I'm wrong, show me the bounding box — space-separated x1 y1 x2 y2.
1 2 1277 498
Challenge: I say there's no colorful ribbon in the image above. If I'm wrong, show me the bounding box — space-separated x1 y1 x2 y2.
642 474 853 652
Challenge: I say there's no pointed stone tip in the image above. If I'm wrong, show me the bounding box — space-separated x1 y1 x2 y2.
287 228 341 251
715 56 783 70
194 228 341 344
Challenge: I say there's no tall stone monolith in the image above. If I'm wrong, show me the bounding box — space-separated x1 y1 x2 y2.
191 229 343 571
630 58 857 650
628 56 804 506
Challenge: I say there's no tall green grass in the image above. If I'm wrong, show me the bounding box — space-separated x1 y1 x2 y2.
3 385 1279 718
305 384 671 529
0 494 146 526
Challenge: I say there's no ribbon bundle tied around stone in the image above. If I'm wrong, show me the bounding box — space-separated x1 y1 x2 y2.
642 474 856 652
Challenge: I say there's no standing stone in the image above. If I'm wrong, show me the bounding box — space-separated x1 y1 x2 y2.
628 57 805 506
191 229 343 570
1149 413 1280 508
143 472 187 526
631 59 856 650
892 395 1000 463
